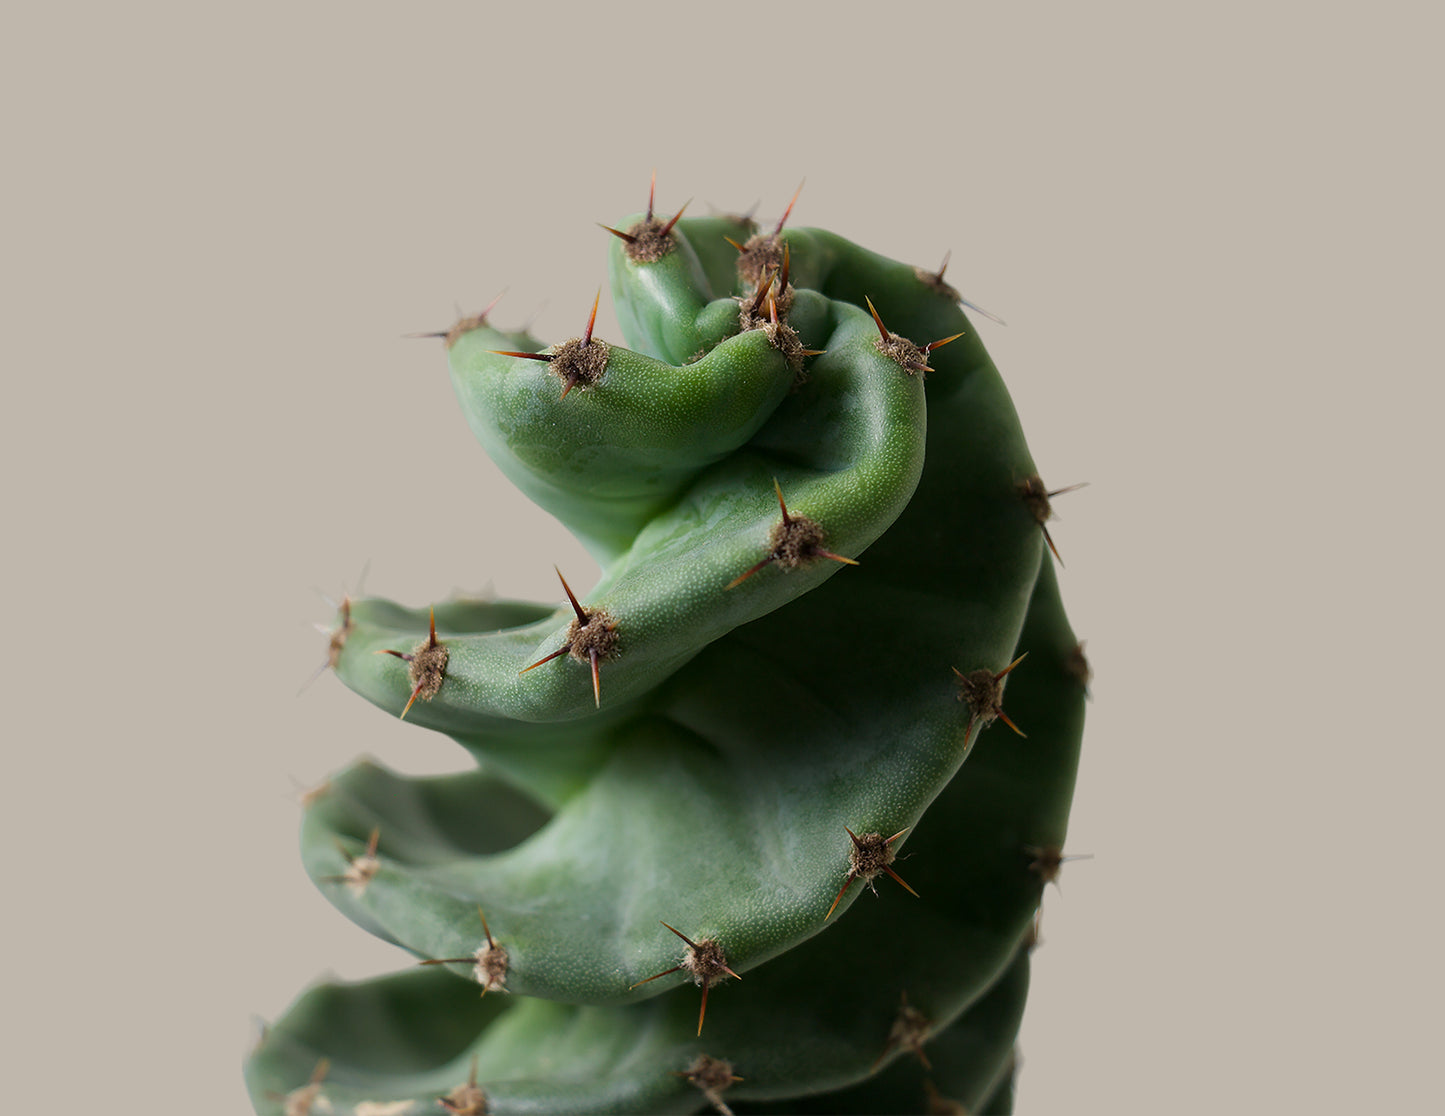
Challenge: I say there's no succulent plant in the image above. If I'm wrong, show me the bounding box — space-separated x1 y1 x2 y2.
246 181 1087 1115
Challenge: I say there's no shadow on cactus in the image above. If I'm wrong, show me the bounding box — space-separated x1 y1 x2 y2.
247 182 1088 1115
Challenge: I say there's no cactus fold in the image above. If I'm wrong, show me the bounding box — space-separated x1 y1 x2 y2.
248 191 1086 1115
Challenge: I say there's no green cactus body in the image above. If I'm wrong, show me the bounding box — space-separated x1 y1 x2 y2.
247 192 1086 1115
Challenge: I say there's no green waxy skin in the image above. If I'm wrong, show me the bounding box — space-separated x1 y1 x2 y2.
247 194 1086 1114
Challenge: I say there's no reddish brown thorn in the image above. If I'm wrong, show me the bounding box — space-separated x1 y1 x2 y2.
519 646 569 674
995 707 1027 737
555 566 588 625
936 249 952 281
582 288 601 346
924 331 966 354
772 476 791 524
660 921 697 949
660 198 691 237
599 222 638 244
697 985 712 1037
628 964 684 989
774 179 804 234
589 647 601 709
748 270 775 317
767 292 778 326
647 168 656 221
490 349 556 362
882 864 921 898
813 547 859 567
824 876 854 921
996 652 1028 680
723 557 773 591
1041 525 1063 565
864 296 891 343
723 236 744 253
778 241 791 292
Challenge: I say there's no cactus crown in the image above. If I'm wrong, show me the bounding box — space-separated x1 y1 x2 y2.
247 180 1086 1115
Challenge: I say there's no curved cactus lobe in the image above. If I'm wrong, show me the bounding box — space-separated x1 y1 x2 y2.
338 304 928 727
260 557 1079 1111
604 214 721 365
447 322 794 562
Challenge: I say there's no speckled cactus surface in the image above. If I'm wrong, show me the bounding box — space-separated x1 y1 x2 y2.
247 183 1087 1115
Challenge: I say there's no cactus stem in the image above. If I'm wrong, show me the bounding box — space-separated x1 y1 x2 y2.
953 654 1028 739
871 991 933 1073
438 1055 487 1114
318 827 380 898
376 608 447 720
725 480 859 590
631 923 740 1037
825 827 917 920
773 179 804 236
677 1054 743 1116
520 569 618 708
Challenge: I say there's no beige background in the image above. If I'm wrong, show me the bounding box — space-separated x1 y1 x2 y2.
5 1 1439 1111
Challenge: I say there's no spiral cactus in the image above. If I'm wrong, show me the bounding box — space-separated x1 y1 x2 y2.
246 181 1087 1115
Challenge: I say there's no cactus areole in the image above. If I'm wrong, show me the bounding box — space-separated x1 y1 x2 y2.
248 183 1087 1115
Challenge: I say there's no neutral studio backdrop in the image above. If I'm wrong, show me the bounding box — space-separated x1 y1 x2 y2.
5 2 1439 1112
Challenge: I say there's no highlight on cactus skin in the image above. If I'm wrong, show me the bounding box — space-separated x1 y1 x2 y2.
246 180 1088 1114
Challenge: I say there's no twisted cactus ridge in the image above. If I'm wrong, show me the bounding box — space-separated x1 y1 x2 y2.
247 181 1087 1115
